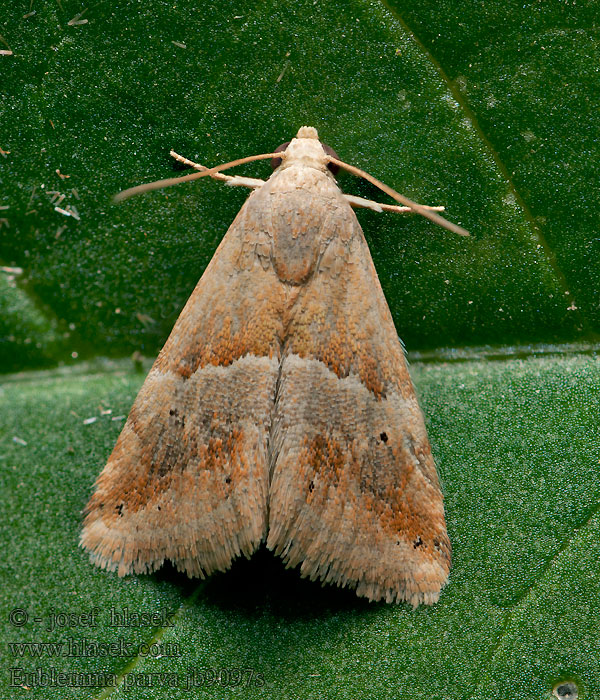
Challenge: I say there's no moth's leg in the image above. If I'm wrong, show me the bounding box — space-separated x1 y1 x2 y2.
226 176 266 189
170 151 265 190
344 193 445 215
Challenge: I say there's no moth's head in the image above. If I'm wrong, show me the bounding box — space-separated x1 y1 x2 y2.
271 126 340 175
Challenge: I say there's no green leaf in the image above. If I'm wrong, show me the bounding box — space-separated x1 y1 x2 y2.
1 355 598 698
2 0 592 371
0 270 64 372
2 1 598 698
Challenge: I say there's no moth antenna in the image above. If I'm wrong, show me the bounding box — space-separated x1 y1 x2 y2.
170 151 211 170
170 151 233 183
327 156 469 237
114 152 280 203
170 151 265 190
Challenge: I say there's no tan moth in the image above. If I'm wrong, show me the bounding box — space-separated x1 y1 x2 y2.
81 126 467 606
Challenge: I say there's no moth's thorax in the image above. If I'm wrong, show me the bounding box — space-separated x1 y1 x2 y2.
279 135 331 175
253 164 353 286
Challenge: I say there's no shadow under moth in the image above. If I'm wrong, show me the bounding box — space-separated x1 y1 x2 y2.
81 126 468 606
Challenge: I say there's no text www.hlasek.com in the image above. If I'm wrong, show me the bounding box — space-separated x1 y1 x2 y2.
9 638 180 659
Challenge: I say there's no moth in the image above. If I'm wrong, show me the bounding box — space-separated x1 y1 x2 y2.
81 126 467 606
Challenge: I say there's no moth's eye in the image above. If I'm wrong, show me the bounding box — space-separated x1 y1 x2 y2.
270 142 290 170
321 143 340 175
